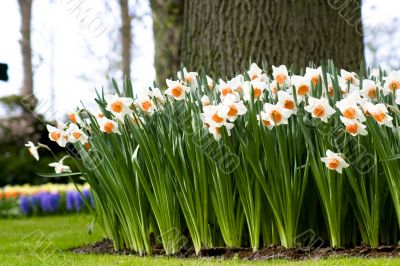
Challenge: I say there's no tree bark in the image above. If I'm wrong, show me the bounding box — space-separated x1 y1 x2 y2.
180 0 365 77
120 0 132 79
18 0 35 106
151 0 184 85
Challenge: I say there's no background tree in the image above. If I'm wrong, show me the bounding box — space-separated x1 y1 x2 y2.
120 0 132 79
150 0 184 84
179 0 365 77
17 0 35 107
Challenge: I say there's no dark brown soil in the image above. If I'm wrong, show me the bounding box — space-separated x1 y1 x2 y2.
70 239 400 260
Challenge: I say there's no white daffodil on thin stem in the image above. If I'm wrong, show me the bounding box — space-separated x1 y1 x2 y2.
277 90 297 115
99 117 121 134
369 103 394 127
304 97 336 123
201 95 210 106
340 117 368 137
177 68 198 87
68 111 82 125
49 156 72 174
321 150 349 174
105 94 133 119
290 75 311 101
305 67 322 86
25 141 40 161
202 105 227 128
340 69 359 86
217 79 240 100
360 79 380 100
257 113 273 130
335 97 366 122
272 65 289 86
165 79 190 100
47 125 69 147
383 70 400 95
68 123 89 144
137 96 156 115
247 63 268 82
243 80 267 102
262 103 292 127
219 95 247 122
208 123 234 141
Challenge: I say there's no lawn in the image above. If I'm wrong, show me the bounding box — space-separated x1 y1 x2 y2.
0 215 399 266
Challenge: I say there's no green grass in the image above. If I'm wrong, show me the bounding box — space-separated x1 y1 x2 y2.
0 215 399 265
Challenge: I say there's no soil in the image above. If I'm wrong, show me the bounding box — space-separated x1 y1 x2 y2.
70 239 400 260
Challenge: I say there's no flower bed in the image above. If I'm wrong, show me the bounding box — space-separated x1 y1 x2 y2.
0 183 93 217
28 62 400 255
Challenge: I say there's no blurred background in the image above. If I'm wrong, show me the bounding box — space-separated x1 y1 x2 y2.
0 0 399 186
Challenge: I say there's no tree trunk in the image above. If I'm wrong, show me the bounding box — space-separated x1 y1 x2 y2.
151 0 184 85
181 0 365 77
120 0 132 79
18 0 35 107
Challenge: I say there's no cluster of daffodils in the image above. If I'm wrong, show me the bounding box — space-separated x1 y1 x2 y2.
26 63 400 176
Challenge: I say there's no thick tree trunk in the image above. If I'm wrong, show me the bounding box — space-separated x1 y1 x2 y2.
18 0 35 106
151 0 184 85
120 0 132 79
181 0 365 77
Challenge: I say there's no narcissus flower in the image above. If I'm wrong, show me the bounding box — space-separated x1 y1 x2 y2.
277 91 297 114
272 65 289 86
243 80 267 101
105 94 133 118
290 75 311 100
201 95 210 106
47 125 69 147
304 97 336 123
177 68 198 87
360 79 380 100
99 117 120 134
305 67 322 86
321 150 349 174
68 124 89 144
165 79 190 100
340 117 368 136
369 103 394 127
219 96 247 122
208 123 234 141
262 103 292 126
340 69 359 86
25 141 39 161
68 112 82 124
217 79 240 100
335 97 365 122
137 97 156 115
202 105 227 128
206 75 214 90
248 63 267 82
49 157 72 174
383 70 400 94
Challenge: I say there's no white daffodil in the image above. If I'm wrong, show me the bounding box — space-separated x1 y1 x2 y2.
257 113 273 130
137 96 156 115
165 79 190 100
68 111 82 125
201 95 210 106
243 80 267 101
290 75 311 100
177 68 198 88
202 105 227 128
304 97 336 123
305 67 322 86
206 75 214 90
267 80 278 96
337 76 358 97
247 63 268 82
360 79 380 100
340 117 368 136
217 79 240 100
383 70 400 95
99 117 120 134
47 125 69 147
208 123 234 141
369 103 393 127
68 123 89 144
229 75 245 93
262 103 292 127
335 97 365 122
25 141 39 161
105 94 133 119
321 149 349 174
49 156 72 174
340 69 359 86
219 96 247 122
272 65 289 86
277 90 297 114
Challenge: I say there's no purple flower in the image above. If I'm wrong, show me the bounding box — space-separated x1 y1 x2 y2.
20 195 31 214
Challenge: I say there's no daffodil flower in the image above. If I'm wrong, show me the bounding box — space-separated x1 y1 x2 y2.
68 124 89 144
136 96 156 115
177 68 198 88
49 156 72 174
304 97 336 123
305 67 322 86
321 150 349 174
272 65 289 86
105 94 133 119
277 91 297 114
360 79 380 100
46 125 69 147
335 97 366 122
217 79 240 100
165 79 190 100
243 80 267 101
247 63 268 82
290 75 311 101
340 69 359 86
340 117 368 136
262 103 292 127
369 103 394 127
99 117 121 134
202 105 227 128
201 95 210 106
383 70 400 95
219 96 247 122
25 141 40 161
